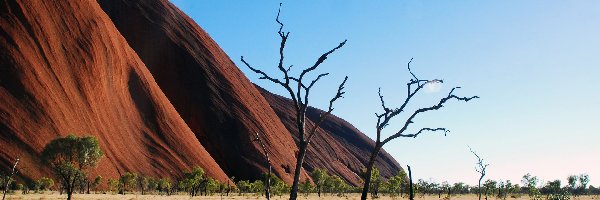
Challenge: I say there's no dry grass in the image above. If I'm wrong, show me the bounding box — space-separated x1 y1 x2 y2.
3 192 600 200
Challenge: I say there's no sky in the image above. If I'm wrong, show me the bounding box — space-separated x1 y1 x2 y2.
170 1 600 187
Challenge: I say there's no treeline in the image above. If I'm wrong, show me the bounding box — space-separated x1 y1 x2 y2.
370 172 600 200
3 165 600 199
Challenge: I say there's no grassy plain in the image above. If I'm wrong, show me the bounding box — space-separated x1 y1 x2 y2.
3 193 600 200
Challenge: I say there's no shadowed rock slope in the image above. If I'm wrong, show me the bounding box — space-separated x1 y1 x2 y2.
257 86 403 186
0 0 229 182
97 0 306 183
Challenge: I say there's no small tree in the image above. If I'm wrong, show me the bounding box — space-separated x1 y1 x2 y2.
522 173 540 198
360 59 478 200
241 4 348 200
577 174 590 196
157 178 171 195
299 180 313 197
367 167 381 198
484 180 497 200
119 172 137 194
180 167 205 197
470 147 489 200
41 134 103 200
311 168 327 197
90 176 102 193
138 176 149 195
35 177 54 191
107 178 119 194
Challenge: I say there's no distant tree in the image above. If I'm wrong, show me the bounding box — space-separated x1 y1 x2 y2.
205 178 220 195
368 168 381 198
241 4 349 200
157 178 171 195
107 178 119 194
384 171 407 198
299 180 313 197
470 147 489 200
251 180 265 195
577 174 590 196
265 174 289 197
35 177 54 191
41 134 103 200
91 176 102 193
147 177 158 193
484 180 497 200
180 167 205 197
360 58 478 200
119 172 137 194
137 176 149 195
441 181 451 197
237 180 251 195
567 175 577 195
311 168 328 197
541 180 561 195
522 173 540 198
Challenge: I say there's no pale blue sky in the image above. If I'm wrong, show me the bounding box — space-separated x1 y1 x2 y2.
170 1 600 186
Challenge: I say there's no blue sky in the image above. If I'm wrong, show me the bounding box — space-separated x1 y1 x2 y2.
170 1 600 187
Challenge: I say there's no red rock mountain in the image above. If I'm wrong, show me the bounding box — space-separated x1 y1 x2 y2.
0 0 228 182
0 0 402 186
97 0 305 183
257 86 402 186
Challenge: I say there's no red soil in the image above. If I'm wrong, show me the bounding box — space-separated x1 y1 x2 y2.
0 0 229 183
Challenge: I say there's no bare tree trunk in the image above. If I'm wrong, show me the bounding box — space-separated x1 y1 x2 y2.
2 158 19 200
266 164 271 200
478 179 482 200
360 144 381 200
408 165 414 200
289 141 307 200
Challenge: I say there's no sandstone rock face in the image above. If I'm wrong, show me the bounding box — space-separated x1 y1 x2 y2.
0 0 229 182
257 86 402 186
97 0 305 183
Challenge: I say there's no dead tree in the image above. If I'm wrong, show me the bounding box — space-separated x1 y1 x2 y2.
407 165 414 200
241 4 348 200
2 158 19 200
470 146 489 200
360 58 479 200
254 132 272 200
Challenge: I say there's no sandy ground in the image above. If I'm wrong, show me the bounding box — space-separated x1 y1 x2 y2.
2 193 600 200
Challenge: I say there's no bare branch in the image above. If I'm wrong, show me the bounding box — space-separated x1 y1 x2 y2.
301 73 330 108
469 146 489 174
306 76 348 143
299 40 347 82
395 127 449 138
254 132 271 165
407 58 417 81
307 73 329 90
378 88 390 113
241 56 283 85
382 87 479 144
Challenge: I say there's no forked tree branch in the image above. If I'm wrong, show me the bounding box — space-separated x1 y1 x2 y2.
396 127 449 138
373 58 479 146
307 76 348 143
382 87 478 144
241 3 348 145
469 146 488 174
